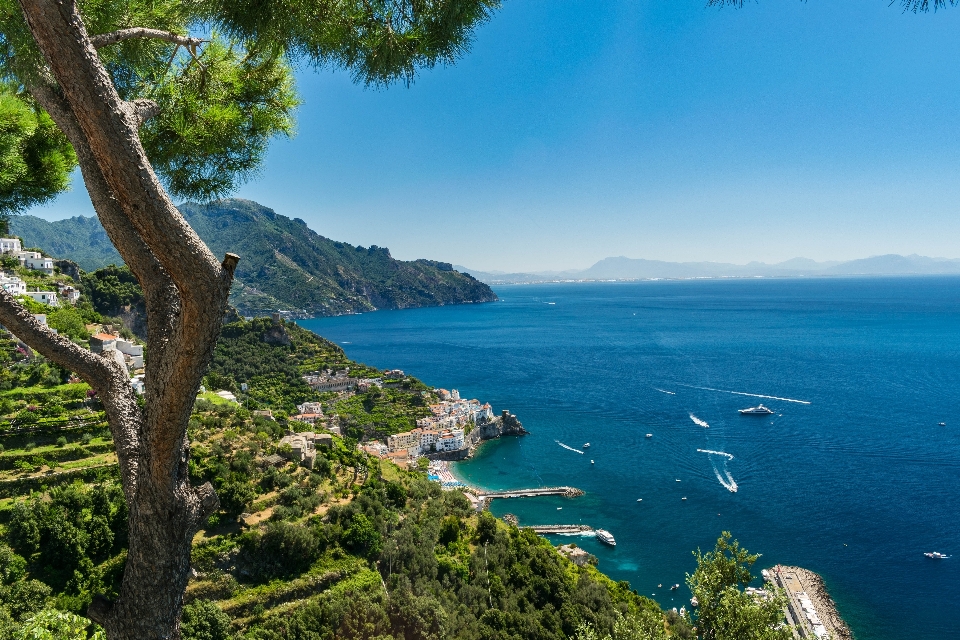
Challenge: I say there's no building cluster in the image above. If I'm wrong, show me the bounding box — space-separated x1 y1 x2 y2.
361 390 495 460
2 239 81 307
1 238 54 275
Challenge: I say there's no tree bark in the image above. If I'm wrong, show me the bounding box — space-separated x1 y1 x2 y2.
0 0 241 637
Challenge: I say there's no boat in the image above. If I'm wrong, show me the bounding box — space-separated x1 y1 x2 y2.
671 584 680 591
646 433 653 438
924 552 949 559
636 498 643 502
938 422 946 426
595 529 616 546
681 497 687 501
591 460 595 464
690 597 699 607
739 404 774 415
583 443 591 448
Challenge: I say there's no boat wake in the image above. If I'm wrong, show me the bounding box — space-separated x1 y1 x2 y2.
689 414 710 428
555 440 585 455
654 388 676 395
677 383 810 405
713 465 739 493
698 448 734 460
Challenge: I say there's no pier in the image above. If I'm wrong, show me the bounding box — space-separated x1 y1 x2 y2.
763 565 852 640
476 486 584 499
527 524 593 534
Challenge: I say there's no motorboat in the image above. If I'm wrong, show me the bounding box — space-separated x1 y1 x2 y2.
739 404 774 415
671 584 680 591
583 443 591 448
595 529 616 546
924 552 949 559
681 497 687 501
938 422 946 426
591 460 595 464
690 597 699 607
646 433 653 438
636 498 643 502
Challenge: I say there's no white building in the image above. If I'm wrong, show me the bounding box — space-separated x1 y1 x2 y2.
0 274 26 295
435 429 465 452
15 252 54 275
0 238 22 254
25 290 59 307
297 401 324 415
116 339 144 368
57 285 81 304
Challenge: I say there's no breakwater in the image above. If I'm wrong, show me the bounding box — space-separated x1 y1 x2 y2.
764 565 852 640
477 486 584 499
528 524 593 534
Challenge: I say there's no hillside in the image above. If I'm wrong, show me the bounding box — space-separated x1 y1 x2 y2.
10 200 497 317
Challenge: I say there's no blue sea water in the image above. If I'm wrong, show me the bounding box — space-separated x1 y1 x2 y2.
300 278 960 640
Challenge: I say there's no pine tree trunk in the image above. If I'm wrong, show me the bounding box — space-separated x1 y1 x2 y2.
0 0 239 637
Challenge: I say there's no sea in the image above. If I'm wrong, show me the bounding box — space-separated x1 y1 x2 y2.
299 277 960 640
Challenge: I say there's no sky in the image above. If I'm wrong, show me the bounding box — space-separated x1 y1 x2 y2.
28 1 960 272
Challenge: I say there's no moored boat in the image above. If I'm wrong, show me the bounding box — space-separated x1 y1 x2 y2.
595 529 616 546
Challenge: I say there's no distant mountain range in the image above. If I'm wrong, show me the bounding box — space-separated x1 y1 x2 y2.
456 254 960 284
11 199 496 317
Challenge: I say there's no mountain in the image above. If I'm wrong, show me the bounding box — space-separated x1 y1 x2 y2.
458 254 960 284
10 199 496 317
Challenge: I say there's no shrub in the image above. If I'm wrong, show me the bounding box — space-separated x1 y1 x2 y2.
80 433 92 445
24 441 35 451
180 600 231 640
56 436 67 447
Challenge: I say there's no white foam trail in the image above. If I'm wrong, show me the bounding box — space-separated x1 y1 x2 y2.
678 383 811 405
698 449 734 460
555 440 585 454
689 414 710 428
654 388 676 395
709 460 739 493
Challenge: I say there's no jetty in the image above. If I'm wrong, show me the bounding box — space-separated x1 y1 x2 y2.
476 486 584 500
528 524 593 535
763 565 852 640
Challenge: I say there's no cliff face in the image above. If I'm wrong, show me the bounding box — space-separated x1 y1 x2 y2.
427 413 527 461
11 199 498 318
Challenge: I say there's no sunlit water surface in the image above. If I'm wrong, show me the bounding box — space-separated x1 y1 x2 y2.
300 278 960 640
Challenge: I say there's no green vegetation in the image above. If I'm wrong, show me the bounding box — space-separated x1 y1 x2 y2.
0 310 793 639
11 199 498 318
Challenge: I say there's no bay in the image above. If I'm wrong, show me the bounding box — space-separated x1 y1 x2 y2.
299 277 960 640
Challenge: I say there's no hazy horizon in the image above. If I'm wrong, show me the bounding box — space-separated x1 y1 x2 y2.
22 2 960 272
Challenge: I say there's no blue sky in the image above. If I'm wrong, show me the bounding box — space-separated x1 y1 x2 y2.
31 1 960 271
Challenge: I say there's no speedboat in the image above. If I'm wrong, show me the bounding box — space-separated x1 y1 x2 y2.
681 497 687 501
671 584 680 591
739 404 774 415
938 422 946 426
583 443 591 448
636 498 643 502
591 460 595 464
596 529 616 546
645 433 653 438
925 552 949 559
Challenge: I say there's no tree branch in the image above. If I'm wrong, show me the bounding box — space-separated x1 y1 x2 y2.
90 27 204 49
126 98 160 127
0 290 143 500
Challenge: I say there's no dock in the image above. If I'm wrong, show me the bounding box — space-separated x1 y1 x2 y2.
476 486 584 500
763 565 852 640
527 524 593 535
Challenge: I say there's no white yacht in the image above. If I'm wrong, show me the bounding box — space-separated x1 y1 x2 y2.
739 404 774 415
595 529 616 546
583 443 591 448
924 551 949 559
